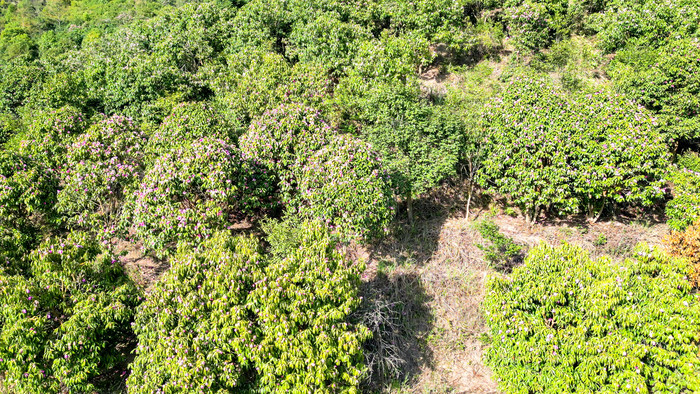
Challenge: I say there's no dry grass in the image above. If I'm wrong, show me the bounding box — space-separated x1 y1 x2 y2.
358 182 669 393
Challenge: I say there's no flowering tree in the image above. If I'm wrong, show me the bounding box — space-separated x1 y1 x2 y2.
239 103 334 203
145 101 234 161
123 137 275 256
57 115 146 238
291 135 394 241
478 76 668 224
0 232 140 394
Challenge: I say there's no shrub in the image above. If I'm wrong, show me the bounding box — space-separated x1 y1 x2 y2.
145 101 234 160
127 232 264 393
666 166 700 231
665 221 700 287
478 76 669 223
290 135 394 241
249 220 370 392
0 232 140 394
124 137 275 256
239 103 334 201
504 1 551 52
474 220 524 270
0 150 58 230
129 222 369 393
57 115 146 236
484 242 700 393
16 106 88 172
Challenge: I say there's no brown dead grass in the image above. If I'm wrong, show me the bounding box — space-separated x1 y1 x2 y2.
362 183 669 393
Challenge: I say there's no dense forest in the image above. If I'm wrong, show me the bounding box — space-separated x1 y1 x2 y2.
0 0 700 392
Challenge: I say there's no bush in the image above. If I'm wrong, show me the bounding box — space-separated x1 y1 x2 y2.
249 220 370 392
145 101 235 160
290 135 395 241
57 115 146 236
665 221 700 287
124 137 275 256
239 103 334 201
0 150 58 231
504 1 552 52
484 242 700 393
129 222 370 393
474 220 524 270
478 75 669 223
16 106 88 172
127 232 264 393
609 38 700 149
0 232 140 394
666 166 700 231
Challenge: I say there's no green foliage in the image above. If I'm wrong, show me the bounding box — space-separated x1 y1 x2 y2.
474 220 524 270
0 231 140 394
240 103 334 202
353 84 464 200
213 48 332 125
127 232 264 393
290 135 395 241
504 1 552 52
249 220 370 392
16 105 88 172
478 75 669 223
145 101 235 160
0 150 58 232
484 242 700 393
591 0 700 52
57 115 146 236
609 38 700 147
129 222 369 393
666 166 700 232
124 137 275 257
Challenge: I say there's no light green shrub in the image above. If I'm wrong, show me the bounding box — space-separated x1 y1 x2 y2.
484 242 700 393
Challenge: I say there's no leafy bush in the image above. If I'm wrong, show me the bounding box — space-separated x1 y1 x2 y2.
239 103 334 202
591 0 700 52
484 242 700 393
0 231 140 394
504 1 552 52
57 115 146 236
474 220 524 270
124 137 275 256
290 135 394 241
129 222 369 393
127 232 264 393
16 106 88 172
213 49 332 124
478 75 669 223
609 38 700 148
249 220 370 392
665 221 700 287
666 166 700 232
145 101 235 160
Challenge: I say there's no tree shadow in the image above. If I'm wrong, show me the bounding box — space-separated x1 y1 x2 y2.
354 271 435 392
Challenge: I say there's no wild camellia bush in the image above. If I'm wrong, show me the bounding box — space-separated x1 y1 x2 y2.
129 222 369 393
250 220 370 393
127 232 264 393
17 106 87 172
57 115 146 236
239 103 334 202
666 166 700 231
145 101 234 160
479 76 668 223
291 135 394 241
484 242 700 393
124 137 275 256
0 231 140 394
